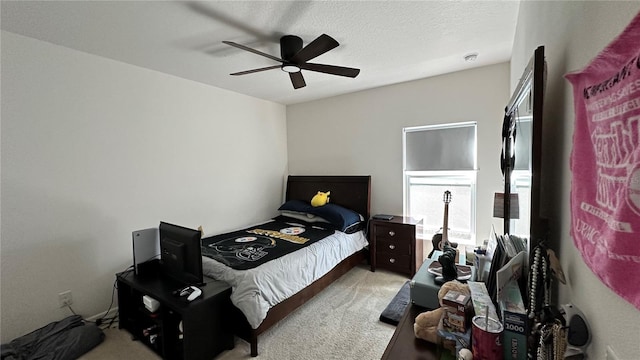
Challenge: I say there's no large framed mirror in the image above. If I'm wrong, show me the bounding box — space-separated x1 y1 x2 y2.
502 45 546 259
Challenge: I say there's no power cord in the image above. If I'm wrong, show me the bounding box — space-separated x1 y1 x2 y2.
94 279 119 329
63 278 120 330
64 303 77 316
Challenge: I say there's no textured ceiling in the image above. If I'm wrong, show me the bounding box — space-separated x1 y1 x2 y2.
1 1 520 105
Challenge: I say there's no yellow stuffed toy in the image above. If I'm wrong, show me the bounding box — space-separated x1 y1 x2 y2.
414 281 470 344
311 191 330 207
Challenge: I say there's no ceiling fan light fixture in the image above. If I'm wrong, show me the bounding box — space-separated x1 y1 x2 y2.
281 64 301 73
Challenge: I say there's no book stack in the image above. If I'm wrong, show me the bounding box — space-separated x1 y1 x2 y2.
485 230 527 304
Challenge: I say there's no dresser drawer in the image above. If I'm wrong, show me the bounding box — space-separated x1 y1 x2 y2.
376 253 411 274
376 238 411 255
373 223 414 241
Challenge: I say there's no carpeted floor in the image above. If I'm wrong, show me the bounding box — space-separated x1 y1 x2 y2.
80 264 408 360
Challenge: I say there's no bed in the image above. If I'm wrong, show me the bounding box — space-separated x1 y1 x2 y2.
201 175 371 356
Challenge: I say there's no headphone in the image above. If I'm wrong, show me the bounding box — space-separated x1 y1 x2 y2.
500 111 517 175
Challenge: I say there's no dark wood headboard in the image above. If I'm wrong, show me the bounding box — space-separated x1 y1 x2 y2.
285 176 371 220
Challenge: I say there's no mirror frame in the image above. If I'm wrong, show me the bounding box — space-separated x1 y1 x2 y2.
503 45 545 256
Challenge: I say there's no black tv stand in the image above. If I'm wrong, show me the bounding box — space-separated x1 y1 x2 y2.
117 268 234 360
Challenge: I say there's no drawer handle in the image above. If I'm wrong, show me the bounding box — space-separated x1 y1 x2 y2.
388 231 395 237
389 244 396 250
389 258 396 264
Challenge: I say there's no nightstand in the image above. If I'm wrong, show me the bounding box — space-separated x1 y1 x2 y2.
370 216 423 277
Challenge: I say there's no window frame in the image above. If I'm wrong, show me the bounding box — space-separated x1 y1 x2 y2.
402 122 478 245
404 171 477 245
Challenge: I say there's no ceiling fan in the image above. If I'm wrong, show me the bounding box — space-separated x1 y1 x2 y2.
223 34 360 89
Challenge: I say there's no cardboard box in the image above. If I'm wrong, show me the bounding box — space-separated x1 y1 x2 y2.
441 291 471 333
438 326 472 357
498 281 527 360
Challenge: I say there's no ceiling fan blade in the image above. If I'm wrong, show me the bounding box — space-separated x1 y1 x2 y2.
289 34 339 63
289 72 306 89
222 41 283 63
299 63 360 78
230 65 282 76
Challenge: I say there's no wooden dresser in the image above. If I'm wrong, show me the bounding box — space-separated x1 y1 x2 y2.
370 216 423 277
381 303 440 359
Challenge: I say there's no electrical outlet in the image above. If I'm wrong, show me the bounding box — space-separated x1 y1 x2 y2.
606 345 620 360
58 291 73 308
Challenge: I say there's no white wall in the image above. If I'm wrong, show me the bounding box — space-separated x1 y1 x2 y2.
287 63 508 244
512 2 640 358
0 31 288 342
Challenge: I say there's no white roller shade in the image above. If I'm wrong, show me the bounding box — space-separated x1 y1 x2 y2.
405 123 476 171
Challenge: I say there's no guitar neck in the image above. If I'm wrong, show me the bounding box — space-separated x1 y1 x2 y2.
442 203 449 245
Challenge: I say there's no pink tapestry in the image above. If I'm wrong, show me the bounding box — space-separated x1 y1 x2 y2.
565 12 640 310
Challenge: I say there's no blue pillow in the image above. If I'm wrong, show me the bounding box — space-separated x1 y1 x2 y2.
278 200 362 232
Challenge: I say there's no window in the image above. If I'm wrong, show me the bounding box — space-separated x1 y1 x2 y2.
403 122 477 245
511 170 532 237
511 115 533 237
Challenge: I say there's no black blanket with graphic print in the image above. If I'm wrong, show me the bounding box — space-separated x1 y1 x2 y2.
201 216 335 270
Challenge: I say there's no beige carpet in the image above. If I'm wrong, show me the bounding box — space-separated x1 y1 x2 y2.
80 265 408 360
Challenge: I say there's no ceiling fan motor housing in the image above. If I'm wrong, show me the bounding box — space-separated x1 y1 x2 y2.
280 35 303 61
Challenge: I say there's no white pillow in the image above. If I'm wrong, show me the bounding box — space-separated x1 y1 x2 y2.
280 210 329 223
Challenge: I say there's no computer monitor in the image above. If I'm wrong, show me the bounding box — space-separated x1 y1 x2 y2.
159 221 204 286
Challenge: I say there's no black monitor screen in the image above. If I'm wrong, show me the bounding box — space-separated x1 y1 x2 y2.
159 221 203 286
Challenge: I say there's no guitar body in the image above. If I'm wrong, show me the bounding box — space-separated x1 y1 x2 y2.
431 233 443 253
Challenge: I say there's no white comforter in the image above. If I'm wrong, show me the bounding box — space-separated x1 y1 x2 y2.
201 227 368 329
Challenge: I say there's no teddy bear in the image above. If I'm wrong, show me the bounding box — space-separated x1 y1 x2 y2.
414 307 446 344
413 280 470 344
